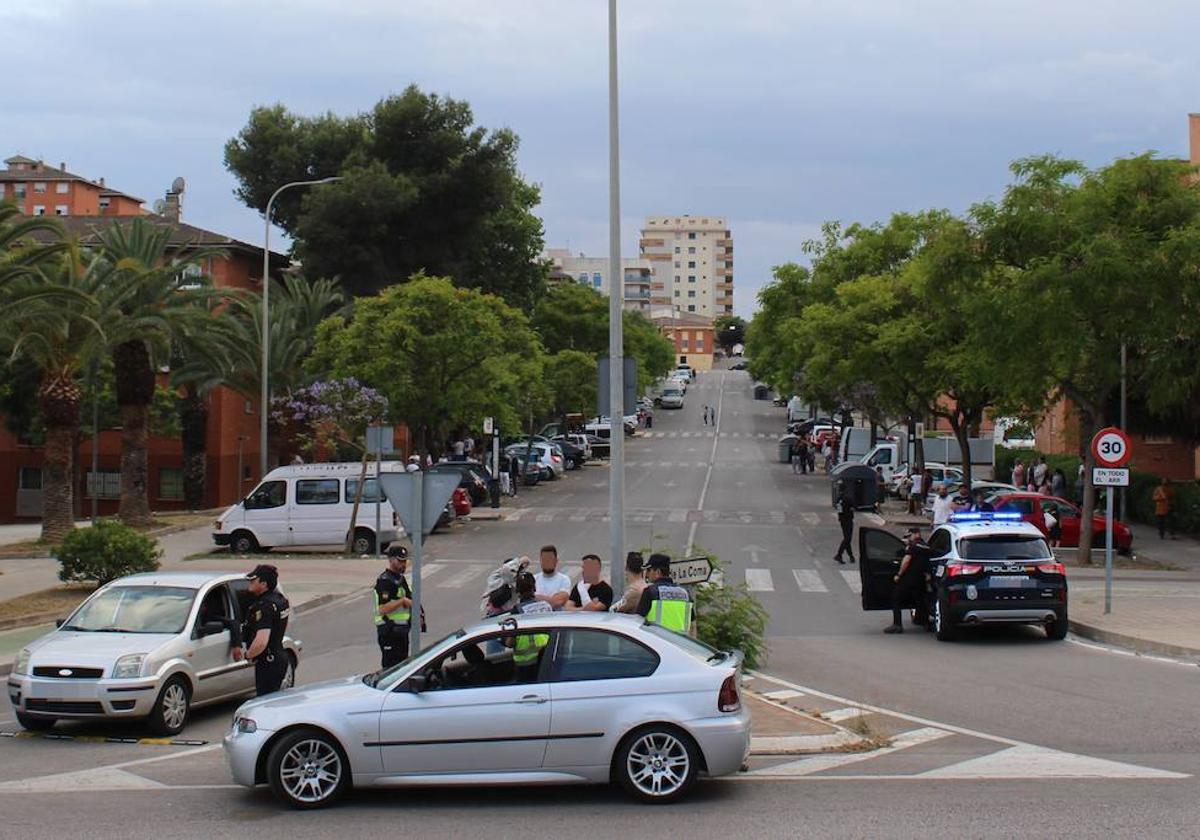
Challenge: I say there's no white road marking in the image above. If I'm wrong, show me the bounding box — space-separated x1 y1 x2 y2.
769 511 785 524
792 569 829 593
840 569 863 594
688 369 725 556
760 689 805 701
568 512 587 522
822 707 867 722
745 568 774 591
798 512 820 526
918 744 1189 780
668 509 687 523
747 728 952 777
0 743 222 793
535 512 554 523
505 508 531 522
419 563 446 579
436 567 483 588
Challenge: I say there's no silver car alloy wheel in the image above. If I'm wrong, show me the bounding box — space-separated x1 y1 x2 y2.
281 656 295 690
161 682 189 731
279 739 343 804
626 732 690 797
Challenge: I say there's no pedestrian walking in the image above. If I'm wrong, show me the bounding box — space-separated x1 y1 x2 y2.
373 545 414 668
1045 507 1061 548
235 564 291 696
874 466 886 512
908 469 925 515
1032 456 1049 489
612 551 647 613
1051 468 1066 499
884 528 931 634
833 482 856 564
509 452 521 496
791 437 804 474
1153 478 1173 539
702 405 710 426
636 554 694 634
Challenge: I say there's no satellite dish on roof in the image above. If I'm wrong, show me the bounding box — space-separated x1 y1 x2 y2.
152 199 167 214
170 176 186 194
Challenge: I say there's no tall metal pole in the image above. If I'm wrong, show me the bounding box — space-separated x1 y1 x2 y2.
1119 342 1127 523
89 358 99 524
607 0 625 584
260 177 343 478
408 477 424 656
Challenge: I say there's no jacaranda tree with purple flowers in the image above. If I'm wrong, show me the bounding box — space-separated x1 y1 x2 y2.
272 377 389 461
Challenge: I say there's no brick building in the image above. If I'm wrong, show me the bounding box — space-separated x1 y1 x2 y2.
650 308 715 372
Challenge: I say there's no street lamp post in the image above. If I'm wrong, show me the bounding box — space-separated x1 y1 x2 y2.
607 0 625 584
260 177 343 477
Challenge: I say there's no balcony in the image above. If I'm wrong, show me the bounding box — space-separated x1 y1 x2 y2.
639 238 665 248
716 238 733 247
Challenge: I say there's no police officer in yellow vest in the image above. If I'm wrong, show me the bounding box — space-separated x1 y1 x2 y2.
375 545 413 668
636 553 694 634
510 571 552 681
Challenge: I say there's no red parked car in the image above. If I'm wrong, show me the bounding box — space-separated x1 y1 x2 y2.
989 492 1132 554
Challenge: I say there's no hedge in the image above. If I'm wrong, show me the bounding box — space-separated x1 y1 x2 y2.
993 447 1200 536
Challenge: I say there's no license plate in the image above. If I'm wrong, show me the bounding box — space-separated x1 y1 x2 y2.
989 576 1030 588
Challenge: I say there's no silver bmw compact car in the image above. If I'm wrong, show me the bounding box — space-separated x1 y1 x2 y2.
9 571 301 735
224 612 750 808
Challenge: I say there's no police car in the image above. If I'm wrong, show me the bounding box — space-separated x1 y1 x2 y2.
858 513 1068 642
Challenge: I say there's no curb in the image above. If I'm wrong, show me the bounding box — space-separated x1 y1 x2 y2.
743 688 874 755
0 587 366 678
0 516 220 560
1068 619 1200 661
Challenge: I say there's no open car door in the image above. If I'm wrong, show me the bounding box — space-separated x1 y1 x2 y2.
858 527 907 610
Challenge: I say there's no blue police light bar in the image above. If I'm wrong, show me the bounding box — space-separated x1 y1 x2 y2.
949 512 1023 523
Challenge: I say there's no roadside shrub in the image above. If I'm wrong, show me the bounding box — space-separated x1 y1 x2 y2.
56 520 162 585
694 558 769 669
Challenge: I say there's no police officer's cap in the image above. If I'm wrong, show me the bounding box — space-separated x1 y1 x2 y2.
246 563 278 588
905 526 922 536
646 553 672 572
387 544 409 560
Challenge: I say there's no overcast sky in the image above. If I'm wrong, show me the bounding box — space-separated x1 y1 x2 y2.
4 0 1197 315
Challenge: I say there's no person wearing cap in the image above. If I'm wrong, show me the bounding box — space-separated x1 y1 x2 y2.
235 564 292 695
884 528 931 634
636 553 693 634
375 545 414 668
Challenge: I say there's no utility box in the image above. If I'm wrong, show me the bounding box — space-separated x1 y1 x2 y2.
779 435 797 464
832 465 880 511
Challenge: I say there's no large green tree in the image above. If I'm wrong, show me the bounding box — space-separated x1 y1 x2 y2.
713 314 746 352
307 275 546 452
224 87 548 309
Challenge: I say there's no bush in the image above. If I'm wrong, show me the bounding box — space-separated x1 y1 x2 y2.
56 520 162 585
694 557 769 669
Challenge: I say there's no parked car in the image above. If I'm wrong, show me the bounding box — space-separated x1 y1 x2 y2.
659 385 685 409
213 463 400 555
428 463 491 505
858 515 1069 641
504 442 564 480
582 434 610 459
10 572 302 735
889 462 963 496
729 361 747 370
989 492 1133 554
223 612 749 809
923 480 1019 516
552 433 593 461
672 364 695 382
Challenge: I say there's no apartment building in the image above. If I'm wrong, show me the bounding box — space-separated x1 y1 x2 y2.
0 155 143 217
639 215 733 317
545 249 654 311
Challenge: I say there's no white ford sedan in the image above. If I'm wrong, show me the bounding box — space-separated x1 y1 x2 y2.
224 612 750 809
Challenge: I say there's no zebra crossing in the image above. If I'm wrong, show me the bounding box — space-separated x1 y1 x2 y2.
639 430 779 439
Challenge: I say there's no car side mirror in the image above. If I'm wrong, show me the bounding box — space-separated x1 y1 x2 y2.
407 674 428 694
199 621 228 637
55 618 65 628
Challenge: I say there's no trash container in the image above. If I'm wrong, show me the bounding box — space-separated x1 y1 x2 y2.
778 435 797 464
753 383 770 400
832 464 880 511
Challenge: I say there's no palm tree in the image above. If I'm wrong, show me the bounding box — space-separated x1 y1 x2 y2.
0 202 69 321
94 218 224 526
3 246 108 541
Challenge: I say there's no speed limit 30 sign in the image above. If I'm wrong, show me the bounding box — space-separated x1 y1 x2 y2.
1091 427 1131 468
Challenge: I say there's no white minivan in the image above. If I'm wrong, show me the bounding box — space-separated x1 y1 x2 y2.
213 463 401 554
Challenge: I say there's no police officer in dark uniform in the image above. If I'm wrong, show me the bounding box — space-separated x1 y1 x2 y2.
375 545 414 668
884 528 931 634
636 554 694 634
236 564 291 695
833 481 856 565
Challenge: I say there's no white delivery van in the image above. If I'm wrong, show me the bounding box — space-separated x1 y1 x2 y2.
212 462 402 554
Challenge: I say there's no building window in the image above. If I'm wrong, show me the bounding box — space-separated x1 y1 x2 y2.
673 289 680 297
688 232 696 239
592 272 602 288
688 275 696 283
54 205 68 216
674 261 680 268
695 337 705 351
688 290 696 298
159 468 184 500
674 275 680 282
688 246 696 254
33 182 46 194
86 469 121 499
18 466 43 491
32 205 45 216
14 184 26 199
681 339 689 350
55 182 69 194
687 305 696 312
0 185 5 198
687 261 696 268
99 197 111 210
674 246 680 253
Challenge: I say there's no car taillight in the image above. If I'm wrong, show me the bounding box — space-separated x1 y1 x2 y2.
1036 562 1065 576
718 674 740 712
946 562 983 578
552 455 562 463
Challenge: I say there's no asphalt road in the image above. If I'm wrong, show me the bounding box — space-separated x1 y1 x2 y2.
2 365 1197 838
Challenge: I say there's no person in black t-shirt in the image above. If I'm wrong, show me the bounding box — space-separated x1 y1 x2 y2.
566 554 614 611
885 528 931 634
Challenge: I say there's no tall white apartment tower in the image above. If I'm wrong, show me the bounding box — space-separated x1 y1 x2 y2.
638 215 733 317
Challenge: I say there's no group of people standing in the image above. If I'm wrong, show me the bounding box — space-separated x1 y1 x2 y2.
1011 456 1067 498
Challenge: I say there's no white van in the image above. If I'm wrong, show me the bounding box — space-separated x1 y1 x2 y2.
212 462 401 554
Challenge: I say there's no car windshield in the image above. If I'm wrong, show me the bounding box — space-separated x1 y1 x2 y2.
62 585 197 634
958 536 1052 560
369 629 466 691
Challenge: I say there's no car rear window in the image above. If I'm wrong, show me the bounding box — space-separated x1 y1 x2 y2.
642 623 723 661
958 535 1052 560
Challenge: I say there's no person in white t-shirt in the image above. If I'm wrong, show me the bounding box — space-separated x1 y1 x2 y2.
932 485 955 526
534 545 572 610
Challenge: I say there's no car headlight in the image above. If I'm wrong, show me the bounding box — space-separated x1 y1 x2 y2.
234 717 258 734
14 648 30 675
112 654 147 679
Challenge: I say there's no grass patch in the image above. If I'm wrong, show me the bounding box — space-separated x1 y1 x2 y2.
0 585 95 625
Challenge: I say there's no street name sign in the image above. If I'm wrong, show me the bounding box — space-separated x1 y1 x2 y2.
670 556 714 586
1093 468 1130 487
1091 427 1131 468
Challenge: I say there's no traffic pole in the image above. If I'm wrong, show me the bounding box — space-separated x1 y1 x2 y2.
409 476 424 655
1104 489 1114 615
606 0 625 587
